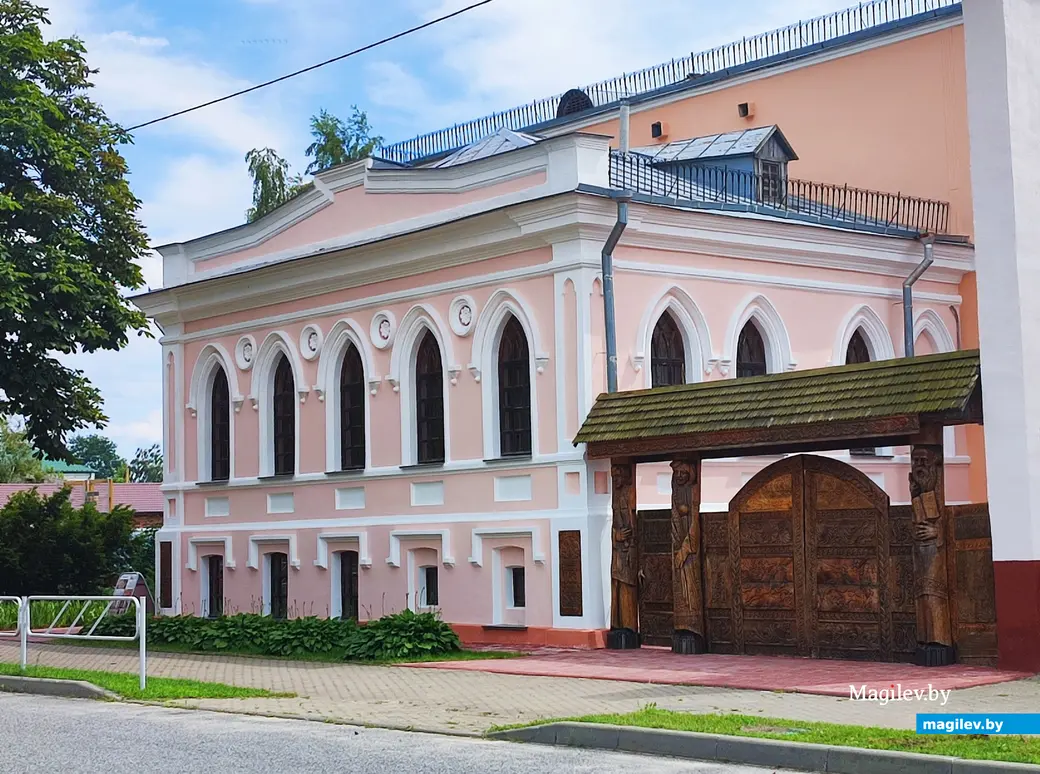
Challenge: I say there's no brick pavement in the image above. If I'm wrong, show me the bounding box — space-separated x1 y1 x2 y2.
1 641 1037 735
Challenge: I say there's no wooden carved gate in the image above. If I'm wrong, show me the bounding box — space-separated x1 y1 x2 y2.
726 455 893 660
637 509 674 646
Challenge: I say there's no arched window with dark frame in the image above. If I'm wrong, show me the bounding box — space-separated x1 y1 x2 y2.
415 330 445 465
498 316 531 457
846 329 876 456
272 354 295 475
736 321 768 378
210 367 231 481
339 344 366 470
650 312 686 387
845 329 871 365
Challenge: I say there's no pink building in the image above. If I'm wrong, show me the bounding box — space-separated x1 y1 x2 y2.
137 1 982 648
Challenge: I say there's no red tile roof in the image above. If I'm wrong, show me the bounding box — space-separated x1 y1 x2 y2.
0 482 164 515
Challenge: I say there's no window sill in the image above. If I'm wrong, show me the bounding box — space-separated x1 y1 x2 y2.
400 462 445 471
257 474 296 482
482 624 527 631
482 455 533 465
324 468 365 478
195 479 231 488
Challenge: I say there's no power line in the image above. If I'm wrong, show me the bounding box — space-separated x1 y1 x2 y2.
126 0 496 132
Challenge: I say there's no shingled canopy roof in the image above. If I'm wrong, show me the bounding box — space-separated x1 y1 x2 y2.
575 350 983 461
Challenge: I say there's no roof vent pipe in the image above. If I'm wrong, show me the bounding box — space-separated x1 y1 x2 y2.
903 236 935 357
619 99 630 154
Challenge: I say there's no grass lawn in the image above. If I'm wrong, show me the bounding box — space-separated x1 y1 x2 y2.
58 637 522 664
0 662 289 701
494 706 1040 765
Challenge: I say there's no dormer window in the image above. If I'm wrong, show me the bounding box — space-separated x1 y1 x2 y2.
759 160 784 205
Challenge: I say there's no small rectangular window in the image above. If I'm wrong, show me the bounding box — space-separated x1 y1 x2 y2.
205 555 223 619
159 541 173 609
421 565 439 607
759 160 783 205
509 566 526 609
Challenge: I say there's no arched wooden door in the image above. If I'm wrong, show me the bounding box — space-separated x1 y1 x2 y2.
727 454 892 661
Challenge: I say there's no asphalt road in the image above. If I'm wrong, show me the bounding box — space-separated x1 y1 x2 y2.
0 692 799 774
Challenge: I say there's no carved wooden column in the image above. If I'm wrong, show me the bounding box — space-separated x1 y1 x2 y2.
909 430 955 666
608 459 640 649
671 456 706 654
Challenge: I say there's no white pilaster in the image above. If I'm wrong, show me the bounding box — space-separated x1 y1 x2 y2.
964 0 1040 562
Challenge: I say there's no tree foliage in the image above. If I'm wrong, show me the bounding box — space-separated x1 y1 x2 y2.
0 423 47 483
244 147 305 223
245 106 381 221
304 106 383 175
0 487 136 595
68 433 125 479
0 1 151 460
129 443 162 482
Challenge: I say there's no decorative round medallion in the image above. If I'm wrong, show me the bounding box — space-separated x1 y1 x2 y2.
235 335 257 371
449 295 476 337
370 310 396 350
300 324 323 361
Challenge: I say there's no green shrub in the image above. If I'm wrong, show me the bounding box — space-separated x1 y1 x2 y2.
264 615 357 657
345 609 460 661
89 610 137 637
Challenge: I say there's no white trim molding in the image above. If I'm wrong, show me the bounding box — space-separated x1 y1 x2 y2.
721 293 795 376
912 308 956 355
388 305 457 465
247 534 301 570
469 288 549 459
250 331 308 476
387 529 455 567
315 532 372 569
832 303 897 365
468 526 547 567
633 284 714 386
186 536 236 571
317 318 379 472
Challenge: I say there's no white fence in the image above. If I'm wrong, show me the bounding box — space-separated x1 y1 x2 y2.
3 596 147 690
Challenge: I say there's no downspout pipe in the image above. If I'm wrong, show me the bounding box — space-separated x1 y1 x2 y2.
903 236 935 357
602 192 631 393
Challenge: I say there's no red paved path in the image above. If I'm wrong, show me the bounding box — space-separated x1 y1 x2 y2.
407 647 1031 696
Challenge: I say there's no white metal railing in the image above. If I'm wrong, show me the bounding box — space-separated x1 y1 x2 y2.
11 596 148 690
0 597 24 641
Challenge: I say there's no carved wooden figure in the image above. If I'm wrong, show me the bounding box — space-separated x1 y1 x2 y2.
909 443 954 666
608 460 640 648
671 457 707 653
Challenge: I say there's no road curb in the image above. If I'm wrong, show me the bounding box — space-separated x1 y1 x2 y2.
0 675 116 701
488 722 1040 773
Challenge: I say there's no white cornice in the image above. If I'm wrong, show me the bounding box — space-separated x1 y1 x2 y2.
145 192 972 337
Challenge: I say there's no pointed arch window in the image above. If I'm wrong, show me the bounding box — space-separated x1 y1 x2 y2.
846 329 871 365
210 367 231 481
272 355 295 476
415 330 445 465
846 329 876 456
339 344 366 470
498 316 531 457
650 312 685 387
736 321 767 378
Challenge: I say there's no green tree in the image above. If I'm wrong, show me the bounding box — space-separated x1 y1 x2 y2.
0 1 150 461
244 147 304 222
68 433 126 479
128 443 162 482
0 487 136 595
304 106 383 174
0 423 47 483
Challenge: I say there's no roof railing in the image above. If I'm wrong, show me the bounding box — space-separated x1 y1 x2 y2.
609 152 950 235
380 0 960 165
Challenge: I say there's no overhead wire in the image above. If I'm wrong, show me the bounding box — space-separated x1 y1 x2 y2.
125 0 495 132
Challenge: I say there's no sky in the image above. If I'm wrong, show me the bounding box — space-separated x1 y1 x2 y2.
41 0 859 458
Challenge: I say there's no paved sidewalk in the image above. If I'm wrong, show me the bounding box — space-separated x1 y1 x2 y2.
1 641 1037 735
